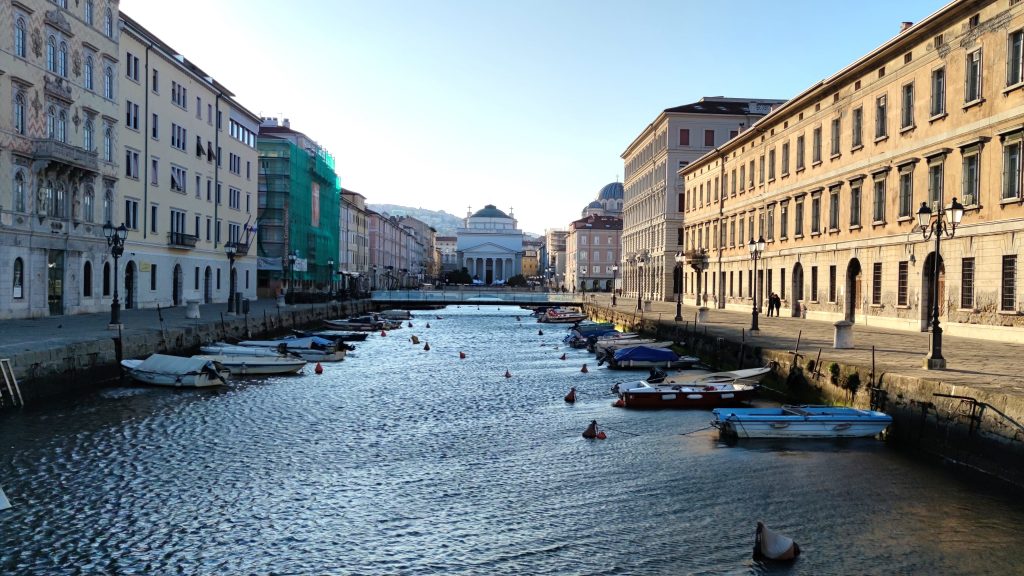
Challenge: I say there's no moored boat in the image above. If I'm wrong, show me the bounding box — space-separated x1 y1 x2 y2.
712 405 893 439
603 346 701 370
121 354 228 388
292 329 368 342
193 355 307 376
538 307 587 323
234 337 347 362
323 316 385 331
612 379 757 409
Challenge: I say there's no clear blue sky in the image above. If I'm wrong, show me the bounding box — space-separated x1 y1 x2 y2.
121 0 947 235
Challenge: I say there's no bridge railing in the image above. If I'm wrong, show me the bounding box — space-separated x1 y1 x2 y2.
370 289 582 304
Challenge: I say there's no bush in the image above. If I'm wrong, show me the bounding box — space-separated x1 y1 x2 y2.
844 372 861 397
829 362 840 385
505 274 528 287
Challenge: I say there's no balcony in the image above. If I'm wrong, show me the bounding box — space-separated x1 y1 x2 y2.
168 232 199 249
33 138 99 174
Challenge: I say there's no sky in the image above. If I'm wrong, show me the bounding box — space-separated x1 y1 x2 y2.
120 0 948 235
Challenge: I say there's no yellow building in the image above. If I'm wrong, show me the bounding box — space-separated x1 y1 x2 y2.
118 14 260 309
681 0 1024 346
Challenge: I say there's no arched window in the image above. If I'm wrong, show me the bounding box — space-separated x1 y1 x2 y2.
104 8 113 38
58 41 68 77
103 261 111 296
83 261 93 297
84 186 94 222
47 106 56 138
13 258 24 299
103 188 113 223
84 55 94 90
103 67 113 99
57 110 67 142
14 92 25 135
85 0 94 25
13 171 25 213
84 118 94 151
54 182 66 218
103 127 112 161
42 179 54 216
47 36 56 72
14 18 26 58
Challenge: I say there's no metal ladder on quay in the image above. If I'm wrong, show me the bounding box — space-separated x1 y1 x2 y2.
0 358 24 408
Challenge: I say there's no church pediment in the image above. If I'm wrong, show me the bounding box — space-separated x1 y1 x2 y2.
460 241 520 254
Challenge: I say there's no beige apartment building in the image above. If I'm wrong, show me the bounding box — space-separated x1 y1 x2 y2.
681 0 1024 343
340 188 370 293
118 14 260 309
0 0 121 318
565 214 622 293
620 97 783 305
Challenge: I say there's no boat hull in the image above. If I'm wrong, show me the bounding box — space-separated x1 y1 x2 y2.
121 359 226 388
713 406 892 439
193 355 306 376
622 386 757 409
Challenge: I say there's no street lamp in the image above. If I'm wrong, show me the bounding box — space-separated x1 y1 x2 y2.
748 235 765 331
611 265 618 305
225 241 237 313
917 197 965 370
636 256 645 312
103 221 128 328
689 249 709 308
674 252 684 321
287 251 297 303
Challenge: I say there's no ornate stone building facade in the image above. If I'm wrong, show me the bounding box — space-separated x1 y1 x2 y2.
681 0 1024 343
455 205 524 284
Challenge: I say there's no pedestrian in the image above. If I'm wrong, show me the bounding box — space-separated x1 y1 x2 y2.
772 293 781 316
766 293 776 317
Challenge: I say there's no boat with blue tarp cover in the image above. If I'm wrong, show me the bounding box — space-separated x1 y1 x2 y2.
604 346 701 370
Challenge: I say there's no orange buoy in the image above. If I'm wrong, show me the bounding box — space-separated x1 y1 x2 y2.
564 387 577 403
459 351 466 359
423 343 430 351
314 362 323 375
596 431 607 440
581 364 589 373
426 323 431 328
538 329 544 335
504 369 512 378
560 353 567 360
613 398 625 408
380 330 387 337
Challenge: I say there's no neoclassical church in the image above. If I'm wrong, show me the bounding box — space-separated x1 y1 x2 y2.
456 205 524 284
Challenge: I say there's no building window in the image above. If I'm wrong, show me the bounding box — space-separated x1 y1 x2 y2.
1003 138 1022 199
831 118 841 156
829 188 840 230
679 129 689 146
852 107 863 148
897 261 908 306
13 258 23 299
872 262 882 305
780 203 789 238
781 142 790 176
704 129 714 147
125 199 139 229
962 148 980 206
901 83 914 129
794 200 804 237
961 257 975 309
873 177 886 223
125 149 139 179
152 68 159 93
104 8 113 38
739 165 745 191
1010 30 1024 86
811 266 818 301
768 148 776 180
899 166 914 218
766 205 775 240
170 166 187 193
928 161 943 206
829 265 837 303
796 136 805 170
84 118 94 151
13 92 25 135
84 55 93 90
811 195 821 234
966 49 983 103
103 127 113 162
875 95 887 139
1002 255 1017 311
931 67 946 117
85 0 94 25
84 186 94 222
103 66 114 99
14 17 26 58
13 171 25 212
125 52 139 82
46 35 55 72
850 180 863 226
125 100 139 130
812 127 822 164
83 261 93 297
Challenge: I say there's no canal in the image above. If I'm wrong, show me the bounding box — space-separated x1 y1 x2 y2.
1 305 1023 574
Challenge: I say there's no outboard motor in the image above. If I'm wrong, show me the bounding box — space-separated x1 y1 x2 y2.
647 367 667 384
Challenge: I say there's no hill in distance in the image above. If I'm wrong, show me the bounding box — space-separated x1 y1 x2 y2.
368 204 543 239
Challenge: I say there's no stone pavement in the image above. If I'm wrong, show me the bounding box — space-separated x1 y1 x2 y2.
587 293 1024 400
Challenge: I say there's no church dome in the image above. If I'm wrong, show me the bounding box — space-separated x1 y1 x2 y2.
597 182 624 200
586 200 603 209
471 204 510 219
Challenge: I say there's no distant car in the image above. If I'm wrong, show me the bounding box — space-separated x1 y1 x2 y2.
492 280 505 286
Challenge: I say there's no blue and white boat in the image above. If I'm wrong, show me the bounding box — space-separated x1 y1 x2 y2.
711 405 892 439
603 346 701 370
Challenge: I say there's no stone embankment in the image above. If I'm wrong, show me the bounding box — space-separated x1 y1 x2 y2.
585 297 1024 488
0 299 372 406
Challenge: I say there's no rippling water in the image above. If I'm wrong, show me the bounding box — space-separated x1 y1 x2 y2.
2 305 1023 575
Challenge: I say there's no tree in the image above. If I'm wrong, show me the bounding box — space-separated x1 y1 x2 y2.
445 268 472 285
505 274 528 287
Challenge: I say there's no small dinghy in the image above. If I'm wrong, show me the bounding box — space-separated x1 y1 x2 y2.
121 354 228 388
753 521 800 561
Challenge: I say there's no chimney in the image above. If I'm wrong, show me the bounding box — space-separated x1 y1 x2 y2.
900 21 913 32
283 118 291 128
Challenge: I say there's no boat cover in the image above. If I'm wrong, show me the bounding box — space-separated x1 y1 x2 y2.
237 337 333 349
613 346 679 362
133 354 214 375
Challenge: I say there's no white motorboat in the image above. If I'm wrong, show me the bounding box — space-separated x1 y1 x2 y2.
121 354 228 388
193 355 306 376
235 337 347 362
712 405 893 439
201 343 298 357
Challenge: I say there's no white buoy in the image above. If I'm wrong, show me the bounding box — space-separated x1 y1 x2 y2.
0 486 11 511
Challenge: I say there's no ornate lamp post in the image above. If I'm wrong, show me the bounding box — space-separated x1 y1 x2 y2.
103 221 128 328
917 197 964 370
287 251 297 303
636 256 646 312
673 252 685 321
748 235 765 331
225 241 237 313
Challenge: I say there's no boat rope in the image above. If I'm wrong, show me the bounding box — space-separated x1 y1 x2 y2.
599 424 641 437
678 424 714 436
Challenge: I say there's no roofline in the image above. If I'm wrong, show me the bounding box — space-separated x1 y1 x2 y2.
620 102 782 159
681 0 962 176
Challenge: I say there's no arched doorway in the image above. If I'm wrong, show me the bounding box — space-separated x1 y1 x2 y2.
172 264 183 306
921 252 945 332
124 261 136 310
791 263 804 317
845 258 862 322
204 266 213 304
